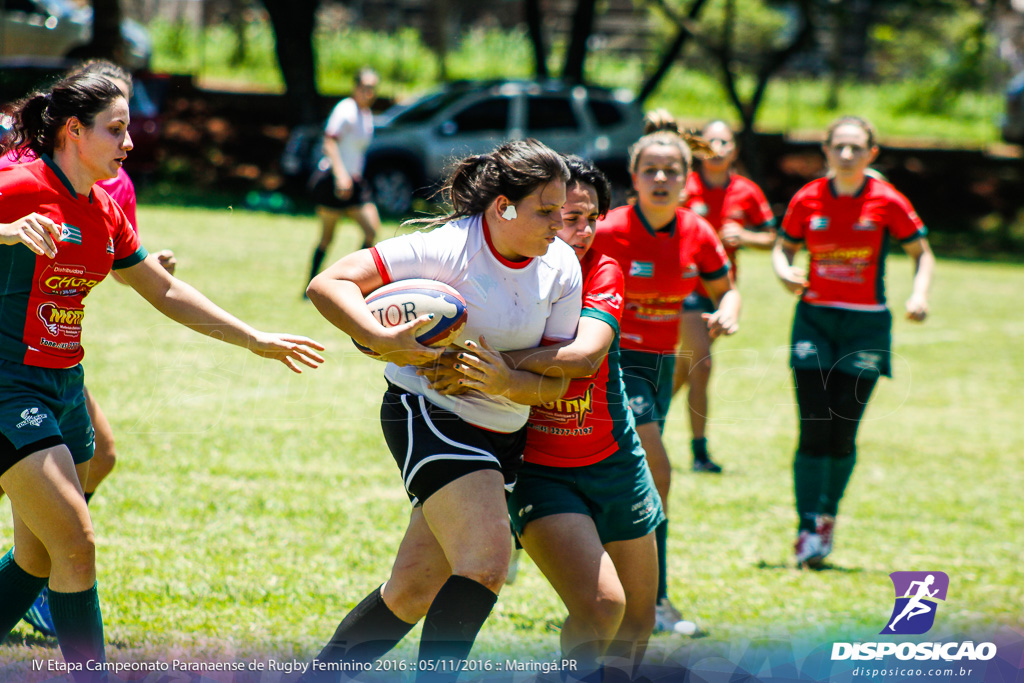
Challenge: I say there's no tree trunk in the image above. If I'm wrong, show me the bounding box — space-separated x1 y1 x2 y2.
563 0 597 84
261 0 321 125
525 0 549 80
72 0 124 64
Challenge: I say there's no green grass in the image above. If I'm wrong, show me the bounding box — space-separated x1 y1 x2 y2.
0 205 1021 680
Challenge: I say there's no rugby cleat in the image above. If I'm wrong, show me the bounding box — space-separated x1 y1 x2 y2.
653 598 704 636
816 514 836 560
692 457 723 474
23 588 56 637
794 531 826 569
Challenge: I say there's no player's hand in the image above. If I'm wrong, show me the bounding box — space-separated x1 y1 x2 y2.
777 266 808 296
905 293 928 322
417 350 471 395
156 249 177 276
720 221 743 248
366 314 444 367
703 310 739 339
334 175 354 200
249 333 326 373
443 336 514 397
0 213 61 258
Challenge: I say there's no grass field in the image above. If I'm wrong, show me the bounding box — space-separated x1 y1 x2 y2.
1 205 1022 681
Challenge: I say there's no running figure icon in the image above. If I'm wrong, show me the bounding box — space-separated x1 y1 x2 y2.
887 574 938 632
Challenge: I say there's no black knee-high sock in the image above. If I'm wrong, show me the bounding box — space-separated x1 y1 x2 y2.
416 576 497 682
49 583 106 683
308 584 414 680
0 548 47 640
309 247 328 284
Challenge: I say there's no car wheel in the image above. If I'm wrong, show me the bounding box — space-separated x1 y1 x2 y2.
369 165 416 216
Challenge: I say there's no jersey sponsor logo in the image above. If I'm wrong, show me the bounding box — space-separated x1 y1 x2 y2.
59 223 82 245
535 383 595 428
37 302 84 337
106 238 115 255
586 292 623 310
629 261 654 278
854 218 878 231
39 263 104 296
15 407 48 428
810 216 830 231
691 201 708 216
682 263 699 279
39 337 80 350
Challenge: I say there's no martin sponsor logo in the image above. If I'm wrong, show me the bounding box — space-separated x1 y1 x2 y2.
37 302 84 336
16 407 48 428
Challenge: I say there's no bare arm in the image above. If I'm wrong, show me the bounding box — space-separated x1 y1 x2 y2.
306 249 442 367
117 254 324 373
720 221 777 251
902 237 934 322
772 237 807 296
502 316 616 379
322 135 353 198
702 275 741 338
0 213 61 258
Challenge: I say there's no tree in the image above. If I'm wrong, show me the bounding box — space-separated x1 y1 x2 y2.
261 0 321 125
68 0 124 64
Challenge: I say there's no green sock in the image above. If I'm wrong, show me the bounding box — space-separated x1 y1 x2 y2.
655 519 669 602
0 548 48 641
49 583 106 680
823 450 857 517
794 451 828 532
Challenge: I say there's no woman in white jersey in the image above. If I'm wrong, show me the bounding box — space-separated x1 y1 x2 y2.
305 67 382 292
305 139 582 681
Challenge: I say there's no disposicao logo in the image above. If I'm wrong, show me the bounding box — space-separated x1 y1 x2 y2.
831 571 997 663
883 571 948 635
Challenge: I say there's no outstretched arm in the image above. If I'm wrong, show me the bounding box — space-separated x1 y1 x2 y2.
117 254 324 373
772 237 808 296
902 237 934 322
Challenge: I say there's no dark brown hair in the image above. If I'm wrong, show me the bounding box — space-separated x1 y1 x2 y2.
2 71 123 159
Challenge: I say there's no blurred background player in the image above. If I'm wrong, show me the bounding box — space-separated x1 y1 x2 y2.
773 115 934 568
591 118 739 633
673 119 775 473
304 67 382 294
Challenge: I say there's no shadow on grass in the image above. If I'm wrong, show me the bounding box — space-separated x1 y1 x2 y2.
755 560 866 574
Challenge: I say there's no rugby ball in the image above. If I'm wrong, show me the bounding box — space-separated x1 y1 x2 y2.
353 279 468 359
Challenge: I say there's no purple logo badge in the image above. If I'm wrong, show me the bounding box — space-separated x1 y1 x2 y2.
882 571 949 635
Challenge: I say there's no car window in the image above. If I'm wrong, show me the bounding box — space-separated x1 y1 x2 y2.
449 97 510 134
527 96 578 131
390 89 470 126
588 100 624 128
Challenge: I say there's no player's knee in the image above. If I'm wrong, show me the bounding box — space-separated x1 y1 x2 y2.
456 561 508 594
90 446 117 480
574 593 626 640
691 355 712 383
798 423 832 457
51 533 96 580
618 601 656 641
15 548 51 578
383 578 439 621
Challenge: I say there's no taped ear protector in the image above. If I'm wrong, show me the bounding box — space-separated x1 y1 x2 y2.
502 205 518 221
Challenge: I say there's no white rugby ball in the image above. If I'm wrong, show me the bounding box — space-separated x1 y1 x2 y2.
353 279 468 359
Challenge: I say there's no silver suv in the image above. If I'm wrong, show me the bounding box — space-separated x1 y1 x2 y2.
283 80 644 215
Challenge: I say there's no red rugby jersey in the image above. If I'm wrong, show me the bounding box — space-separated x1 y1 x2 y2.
524 249 638 467
592 205 729 353
0 157 146 368
781 176 926 311
684 171 773 296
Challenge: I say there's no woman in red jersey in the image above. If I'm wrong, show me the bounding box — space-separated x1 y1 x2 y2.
591 122 740 633
0 70 323 679
773 116 934 569
673 120 776 473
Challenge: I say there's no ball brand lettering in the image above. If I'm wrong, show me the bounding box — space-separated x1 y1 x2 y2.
372 302 417 327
